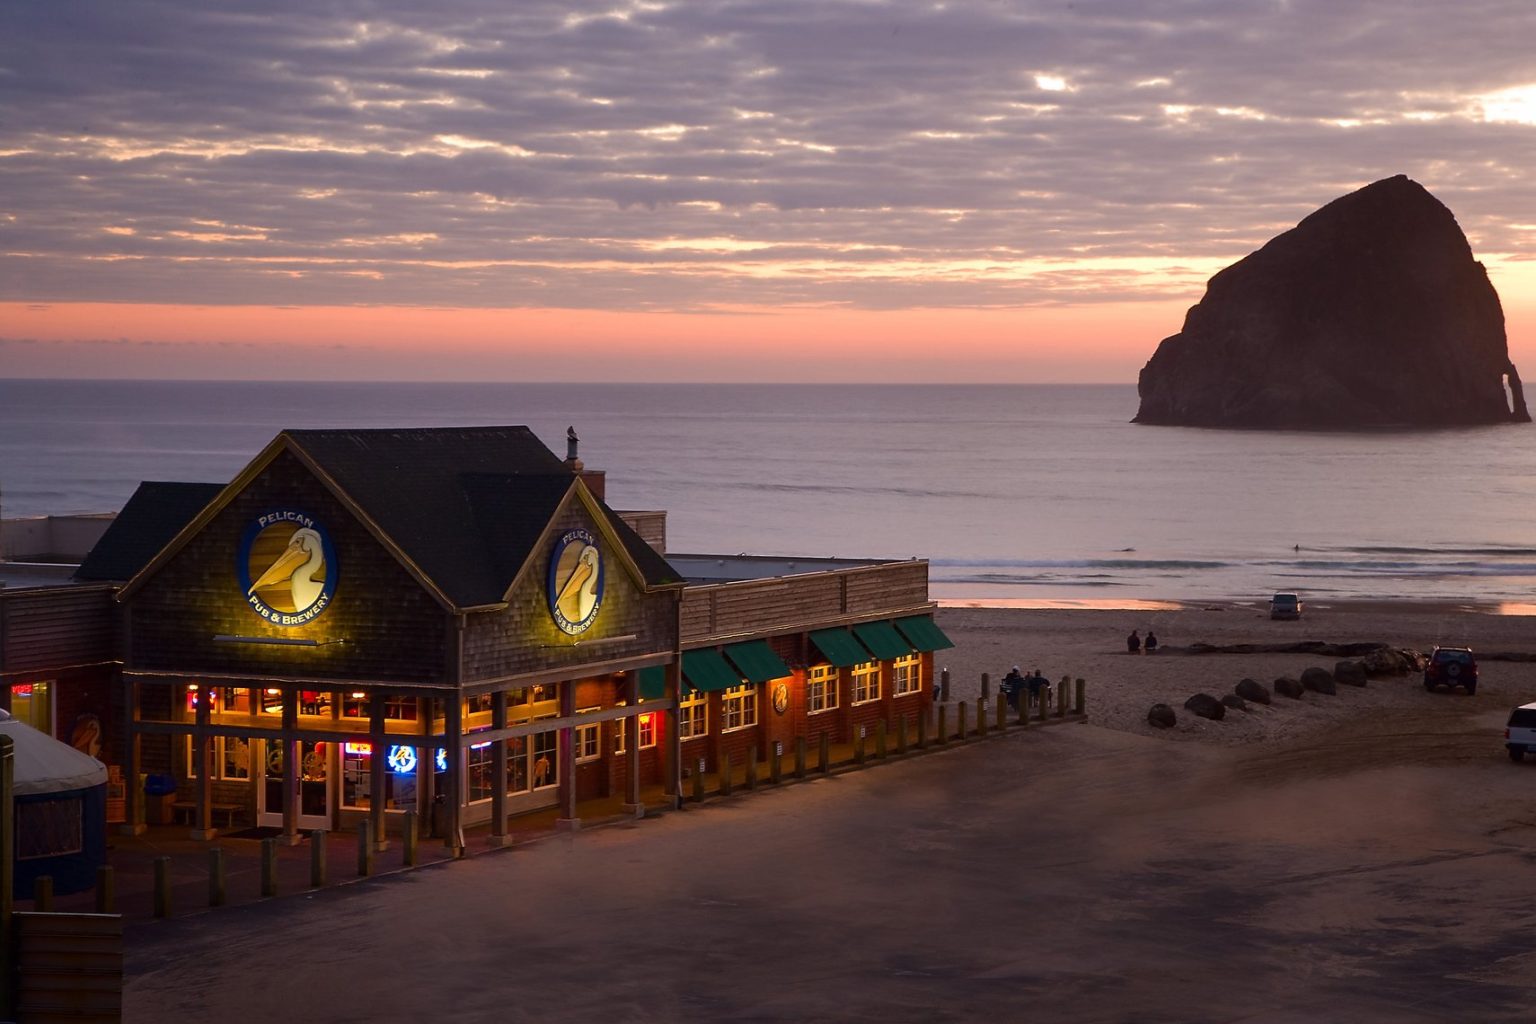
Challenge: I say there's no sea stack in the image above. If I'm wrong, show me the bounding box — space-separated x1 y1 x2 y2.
1135 175 1530 429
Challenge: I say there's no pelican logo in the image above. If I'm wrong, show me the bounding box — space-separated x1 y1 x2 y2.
547 528 604 635
238 510 338 627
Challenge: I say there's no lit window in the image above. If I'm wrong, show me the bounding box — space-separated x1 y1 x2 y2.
186 736 252 780
532 727 557 789
467 734 495 802
852 662 881 704
892 654 921 696
613 704 659 753
721 684 757 732
807 665 839 714
576 708 601 762
9 681 53 734
680 688 708 739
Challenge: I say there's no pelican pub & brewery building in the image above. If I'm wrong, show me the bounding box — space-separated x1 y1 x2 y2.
0 425 952 850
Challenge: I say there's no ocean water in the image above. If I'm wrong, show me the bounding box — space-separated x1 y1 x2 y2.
3 378 1536 606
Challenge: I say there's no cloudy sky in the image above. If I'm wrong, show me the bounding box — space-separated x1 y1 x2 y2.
4 0 1536 381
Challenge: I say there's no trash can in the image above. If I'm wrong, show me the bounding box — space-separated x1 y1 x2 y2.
144 773 177 825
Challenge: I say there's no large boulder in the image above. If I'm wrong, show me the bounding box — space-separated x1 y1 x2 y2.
1301 667 1337 695
1134 175 1529 429
1147 704 1177 729
1235 678 1272 705
1360 648 1409 676
1184 693 1226 721
1220 693 1249 713
1333 661 1369 687
1274 676 1305 700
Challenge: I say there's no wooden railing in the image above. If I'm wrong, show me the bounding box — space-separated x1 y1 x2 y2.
13 911 124 1022
681 560 931 644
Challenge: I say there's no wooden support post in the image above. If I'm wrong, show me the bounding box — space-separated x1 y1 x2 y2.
692 765 705 802
720 754 733 797
980 672 991 701
876 719 888 759
193 686 215 840
260 838 278 898
897 715 909 755
120 679 146 837
489 690 510 848
402 810 418 866
623 672 643 816
153 857 171 918
940 668 951 702
957 702 969 741
794 737 807 779
1075 678 1086 715
663 658 683 803
446 694 467 852
1058 675 1070 718
280 697 300 847
207 848 225 908
357 819 374 877
310 830 327 888
770 743 782 785
369 697 389 853
95 865 116 914
937 705 948 745
33 876 53 912
745 746 758 790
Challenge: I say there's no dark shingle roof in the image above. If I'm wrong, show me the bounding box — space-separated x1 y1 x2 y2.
285 427 681 606
75 482 224 582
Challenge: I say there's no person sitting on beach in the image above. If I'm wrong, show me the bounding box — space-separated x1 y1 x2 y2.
1027 669 1049 700
1145 631 1158 654
1002 666 1026 708
1127 629 1141 654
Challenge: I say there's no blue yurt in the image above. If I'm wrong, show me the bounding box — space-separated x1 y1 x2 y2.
3 709 109 898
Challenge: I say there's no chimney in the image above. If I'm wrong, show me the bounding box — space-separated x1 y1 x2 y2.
563 426 606 500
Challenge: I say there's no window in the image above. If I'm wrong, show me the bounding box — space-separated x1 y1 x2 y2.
341 743 419 810
680 688 708 739
613 705 659 754
16 797 82 860
852 662 881 704
892 654 921 696
576 708 601 762
8 681 52 734
532 727 558 789
187 736 252 780
807 665 838 714
343 693 421 720
721 684 757 732
467 735 495 802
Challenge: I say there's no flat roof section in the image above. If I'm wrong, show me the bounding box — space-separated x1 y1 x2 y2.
0 562 86 590
667 552 902 584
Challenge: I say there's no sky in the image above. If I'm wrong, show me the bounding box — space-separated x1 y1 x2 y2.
4 1 1536 383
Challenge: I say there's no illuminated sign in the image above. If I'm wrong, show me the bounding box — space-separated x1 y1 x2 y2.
546 528 604 634
343 742 372 755
435 748 448 773
239 509 339 628
387 745 418 774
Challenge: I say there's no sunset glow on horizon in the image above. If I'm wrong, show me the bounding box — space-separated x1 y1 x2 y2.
5 3 1536 382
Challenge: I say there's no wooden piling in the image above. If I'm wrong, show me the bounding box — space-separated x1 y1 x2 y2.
207 848 225 908
917 709 929 749
95 865 116 914
154 857 172 917
996 695 1007 731
692 766 706 802
1037 684 1050 721
260 838 277 898
937 705 948 745
1019 690 1031 726
770 743 782 784
402 810 418 866
746 746 758 790
310 830 327 888
897 715 909 755
357 820 374 877
721 754 734 796
818 733 830 773
1058 675 1070 718
854 730 866 765
980 672 991 701
795 737 807 779
1075 678 1086 715
940 668 951 702
875 719 888 759
957 702 969 741
978 698 988 737
33 875 53 912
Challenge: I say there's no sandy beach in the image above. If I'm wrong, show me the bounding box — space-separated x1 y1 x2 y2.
935 600 1536 745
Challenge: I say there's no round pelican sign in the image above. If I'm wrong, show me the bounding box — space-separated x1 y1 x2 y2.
239 510 338 626
547 528 604 634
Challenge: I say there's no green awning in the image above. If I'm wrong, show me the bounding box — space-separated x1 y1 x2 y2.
681 649 743 692
894 615 956 652
809 627 873 667
638 665 667 700
723 640 791 683
852 620 913 660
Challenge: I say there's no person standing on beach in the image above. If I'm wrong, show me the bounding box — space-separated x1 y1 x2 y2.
1145 631 1158 654
1127 629 1141 654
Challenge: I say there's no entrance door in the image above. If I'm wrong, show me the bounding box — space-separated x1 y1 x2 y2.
257 740 332 829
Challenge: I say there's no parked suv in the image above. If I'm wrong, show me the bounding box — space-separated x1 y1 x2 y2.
1505 703 1536 761
1269 593 1302 620
1424 646 1478 695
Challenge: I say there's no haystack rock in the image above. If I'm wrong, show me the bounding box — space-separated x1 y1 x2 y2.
1135 175 1531 428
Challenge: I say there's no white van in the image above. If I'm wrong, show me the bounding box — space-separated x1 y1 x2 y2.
1506 703 1536 762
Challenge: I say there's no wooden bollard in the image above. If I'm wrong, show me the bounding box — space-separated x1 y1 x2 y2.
95 865 116 914
996 695 1008 731
154 857 172 918
1037 685 1050 721
402 810 418 866
940 667 951 702
721 754 734 796
770 743 782 784
208 848 226 908
875 719 888 759
818 732 830 773
1058 675 1070 718
310 830 327 888
357 820 374 877
980 672 991 701
957 702 969 741
746 746 758 790
897 715 909 755
795 736 807 779
1075 678 1086 715
854 729 866 765
978 698 988 737
692 766 705 802
937 705 948 745
917 709 929 749
260 838 278 898
1019 689 1031 726
33 875 53 912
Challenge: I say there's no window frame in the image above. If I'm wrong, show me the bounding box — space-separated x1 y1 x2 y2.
852 661 882 705
721 683 758 733
806 664 839 714
892 654 921 697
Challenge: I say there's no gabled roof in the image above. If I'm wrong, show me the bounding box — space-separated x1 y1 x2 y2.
110 426 683 610
75 482 224 582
